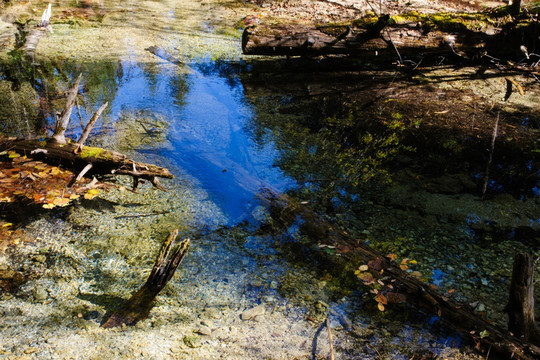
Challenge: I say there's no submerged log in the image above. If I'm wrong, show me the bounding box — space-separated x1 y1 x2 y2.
102 230 190 328
242 11 539 59
505 253 540 345
20 4 53 60
258 189 540 359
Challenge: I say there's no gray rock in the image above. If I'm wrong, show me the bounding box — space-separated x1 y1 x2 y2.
249 279 263 287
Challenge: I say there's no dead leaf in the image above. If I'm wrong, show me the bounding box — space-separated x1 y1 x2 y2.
357 272 375 285
53 197 70 207
386 253 397 261
358 265 369 272
368 258 383 271
375 293 387 305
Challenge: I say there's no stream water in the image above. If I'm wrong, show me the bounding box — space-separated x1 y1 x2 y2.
0 0 539 359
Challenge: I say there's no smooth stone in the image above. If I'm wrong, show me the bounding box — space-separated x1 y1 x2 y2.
241 305 265 320
196 326 212 336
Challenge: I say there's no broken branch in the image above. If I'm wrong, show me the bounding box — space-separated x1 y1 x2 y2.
52 74 82 145
101 230 190 328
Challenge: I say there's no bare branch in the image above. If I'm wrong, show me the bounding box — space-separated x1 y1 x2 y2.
51 74 82 144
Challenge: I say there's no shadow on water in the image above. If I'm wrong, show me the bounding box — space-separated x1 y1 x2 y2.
2 49 540 357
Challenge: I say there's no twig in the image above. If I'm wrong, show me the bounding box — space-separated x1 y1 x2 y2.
366 343 383 360
362 0 403 64
482 112 500 199
75 102 108 153
75 163 93 182
486 343 492 359
326 318 335 360
75 96 85 131
81 176 99 190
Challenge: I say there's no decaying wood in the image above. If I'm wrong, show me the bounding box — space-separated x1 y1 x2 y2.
101 230 190 328
0 138 174 190
20 4 53 60
257 188 540 360
20 28 48 60
505 253 540 345
242 11 539 59
52 74 83 145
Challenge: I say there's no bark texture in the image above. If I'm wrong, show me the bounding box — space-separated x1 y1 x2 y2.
0 138 174 190
505 253 540 345
242 12 539 59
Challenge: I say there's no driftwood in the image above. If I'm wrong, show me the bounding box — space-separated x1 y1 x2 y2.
505 253 540 345
52 73 82 145
102 230 190 328
242 11 539 59
258 188 540 360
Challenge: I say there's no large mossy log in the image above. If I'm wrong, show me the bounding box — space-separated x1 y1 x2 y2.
0 138 174 190
258 189 540 360
242 11 539 58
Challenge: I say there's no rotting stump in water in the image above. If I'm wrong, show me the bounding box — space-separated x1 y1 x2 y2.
101 229 190 328
505 253 540 346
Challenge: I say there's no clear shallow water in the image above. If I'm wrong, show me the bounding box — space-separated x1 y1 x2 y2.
1 0 539 358
0 55 480 358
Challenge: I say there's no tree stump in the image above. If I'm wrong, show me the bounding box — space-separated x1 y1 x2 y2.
101 230 190 328
505 253 540 346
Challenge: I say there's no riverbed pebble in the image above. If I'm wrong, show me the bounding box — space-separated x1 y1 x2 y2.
196 325 212 336
240 305 265 320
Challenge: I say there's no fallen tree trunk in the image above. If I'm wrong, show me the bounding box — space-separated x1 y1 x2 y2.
242 10 539 59
20 4 53 60
102 230 190 328
258 189 540 360
0 138 174 191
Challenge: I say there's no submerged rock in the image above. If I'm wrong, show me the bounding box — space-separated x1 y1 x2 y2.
183 334 201 348
196 325 212 336
240 305 265 320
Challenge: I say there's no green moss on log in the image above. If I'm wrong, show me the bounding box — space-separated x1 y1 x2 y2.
79 146 105 159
